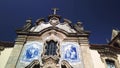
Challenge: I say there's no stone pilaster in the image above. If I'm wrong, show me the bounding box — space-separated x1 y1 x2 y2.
5 35 27 68
79 37 94 68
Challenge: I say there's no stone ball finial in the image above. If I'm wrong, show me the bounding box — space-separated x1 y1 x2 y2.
26 18 32 23
77 21 82 25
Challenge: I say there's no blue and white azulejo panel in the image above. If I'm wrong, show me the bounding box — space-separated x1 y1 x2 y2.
21 41 43 62
61 42 81 63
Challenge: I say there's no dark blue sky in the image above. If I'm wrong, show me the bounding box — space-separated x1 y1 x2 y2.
0 0 120 44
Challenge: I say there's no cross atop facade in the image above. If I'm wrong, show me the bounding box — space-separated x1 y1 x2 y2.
52 8 59 15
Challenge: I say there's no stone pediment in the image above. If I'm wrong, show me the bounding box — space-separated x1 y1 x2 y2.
16 9 90 37
30 18 76 33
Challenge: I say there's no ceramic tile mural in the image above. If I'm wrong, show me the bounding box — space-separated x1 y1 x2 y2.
20 41 43 63
61 42 81 63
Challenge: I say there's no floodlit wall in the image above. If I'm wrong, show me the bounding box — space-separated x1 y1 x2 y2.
90 50 105 68
0 48 13 68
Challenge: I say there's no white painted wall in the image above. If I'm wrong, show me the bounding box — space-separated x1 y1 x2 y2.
0 48 13 68
90 50 105 68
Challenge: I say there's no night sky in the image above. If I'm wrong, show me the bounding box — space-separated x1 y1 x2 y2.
0 0 120 44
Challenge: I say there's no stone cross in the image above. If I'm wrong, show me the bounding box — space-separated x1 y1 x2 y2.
52 8 59 15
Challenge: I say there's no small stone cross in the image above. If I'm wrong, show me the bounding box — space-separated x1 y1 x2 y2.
52 8 59 15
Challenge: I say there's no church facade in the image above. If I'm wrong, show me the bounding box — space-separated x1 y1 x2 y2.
0 9 120 68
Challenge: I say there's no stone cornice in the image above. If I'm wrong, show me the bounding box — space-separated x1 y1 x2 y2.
90 45 120 52
90 44 120 59
0 41 14 48
16 27 90 37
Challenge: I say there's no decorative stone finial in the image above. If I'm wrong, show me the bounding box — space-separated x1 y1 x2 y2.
26 18 32 23
77 21 82 25
52 8 59 15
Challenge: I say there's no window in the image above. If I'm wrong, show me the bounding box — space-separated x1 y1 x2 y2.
106 59 116 68
45 40 57 55
61 65 67 68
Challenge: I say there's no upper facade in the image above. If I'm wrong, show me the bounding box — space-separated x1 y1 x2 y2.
7 8 91 68
0 8 120 68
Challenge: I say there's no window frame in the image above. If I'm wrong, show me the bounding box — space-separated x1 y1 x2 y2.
45 40 58 55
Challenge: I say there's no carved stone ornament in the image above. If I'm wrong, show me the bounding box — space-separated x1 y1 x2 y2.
61 60 73 68
42 57 58 68
40 39 60 68
49 17 59 26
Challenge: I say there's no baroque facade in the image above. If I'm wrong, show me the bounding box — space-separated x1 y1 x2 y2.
0 9 120 68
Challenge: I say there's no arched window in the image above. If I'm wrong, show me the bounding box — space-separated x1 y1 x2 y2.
106 59 116 68
45 40 57 55
61 65 67 68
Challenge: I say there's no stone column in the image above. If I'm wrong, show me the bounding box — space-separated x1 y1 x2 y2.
5 35 27 68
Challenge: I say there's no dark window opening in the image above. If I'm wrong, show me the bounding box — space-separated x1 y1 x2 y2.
113 42 120 48
106 59 116 68
61 65 67 68
45 40 57 55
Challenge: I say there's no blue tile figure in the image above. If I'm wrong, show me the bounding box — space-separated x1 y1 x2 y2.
65 46 77 60
26 46 39 59
21 42 42 62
